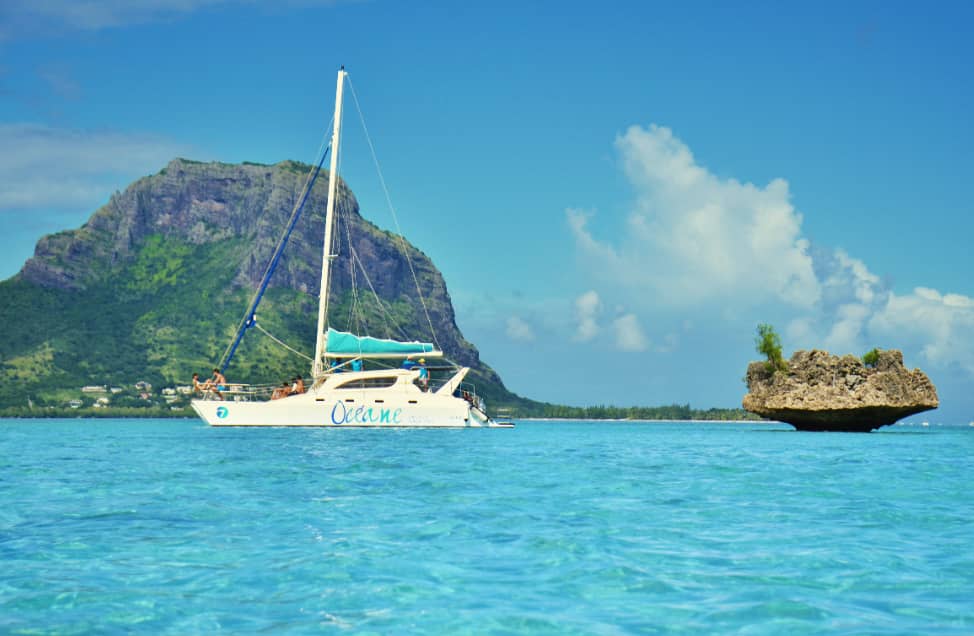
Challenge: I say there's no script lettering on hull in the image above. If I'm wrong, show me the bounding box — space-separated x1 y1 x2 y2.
330 401 402 425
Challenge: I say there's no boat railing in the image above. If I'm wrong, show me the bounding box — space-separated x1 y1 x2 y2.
457 381 486 413
417 371 468 394
425 375 451 394
193 382 278 402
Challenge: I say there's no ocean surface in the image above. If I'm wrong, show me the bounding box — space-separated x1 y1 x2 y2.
1 418 972 635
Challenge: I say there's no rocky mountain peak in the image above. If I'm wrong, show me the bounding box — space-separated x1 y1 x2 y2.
12 158 501 378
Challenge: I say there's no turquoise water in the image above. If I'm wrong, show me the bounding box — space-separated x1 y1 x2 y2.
1 419 972 634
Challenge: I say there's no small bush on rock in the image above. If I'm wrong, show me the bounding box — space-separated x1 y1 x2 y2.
862 348 880 368
755 324 787 375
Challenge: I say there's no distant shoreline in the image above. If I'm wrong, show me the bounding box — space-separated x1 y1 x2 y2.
522 417 771 424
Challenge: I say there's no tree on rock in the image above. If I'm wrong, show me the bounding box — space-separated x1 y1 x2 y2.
862 348 880 368
755 323 787 374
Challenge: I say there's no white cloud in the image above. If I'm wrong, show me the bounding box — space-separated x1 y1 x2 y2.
573 290 601 342
816 248 885 308
802 248 890 353
2 0 222 32
569 124 820 309
505 316 535 342
567 122 974 380
0 0 343 34
612 313 648 352
0 123 191 212
785 256 974 374
870 287 974 374
823 302 874 354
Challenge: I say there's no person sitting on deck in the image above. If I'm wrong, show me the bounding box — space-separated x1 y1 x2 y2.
290 376 305 395
192 373 210 395
271 381 291 400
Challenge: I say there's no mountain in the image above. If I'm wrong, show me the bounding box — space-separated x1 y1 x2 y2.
0 158 532 414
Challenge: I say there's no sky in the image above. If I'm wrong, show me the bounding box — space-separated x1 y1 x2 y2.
2 0 973 421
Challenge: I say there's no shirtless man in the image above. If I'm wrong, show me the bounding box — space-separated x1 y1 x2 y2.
271 381 290 400
210 368 226 400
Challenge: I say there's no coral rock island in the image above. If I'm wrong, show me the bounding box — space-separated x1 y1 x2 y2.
743 349 939 432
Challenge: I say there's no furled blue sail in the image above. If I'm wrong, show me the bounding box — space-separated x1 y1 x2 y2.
325 328 436 357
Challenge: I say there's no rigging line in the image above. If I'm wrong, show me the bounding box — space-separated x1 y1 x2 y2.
346 75 441 352
339 204 357 335
334 182 408 341
335 118 368 348
337 194 360 333
340 195 375 339
253 322 314 362
218 141 332 371
348 239 410 341
220 116 333 370
333 118 364 342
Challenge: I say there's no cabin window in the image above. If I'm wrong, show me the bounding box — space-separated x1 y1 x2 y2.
335 377 398 390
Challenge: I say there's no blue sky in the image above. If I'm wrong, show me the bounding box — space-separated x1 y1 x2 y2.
2 1 972 420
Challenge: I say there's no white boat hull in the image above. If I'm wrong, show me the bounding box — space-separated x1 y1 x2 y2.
191 387 506 428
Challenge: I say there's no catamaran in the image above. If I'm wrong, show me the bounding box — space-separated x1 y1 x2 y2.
191 68 511 427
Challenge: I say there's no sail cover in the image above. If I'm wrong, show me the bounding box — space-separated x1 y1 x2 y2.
325 328 437 357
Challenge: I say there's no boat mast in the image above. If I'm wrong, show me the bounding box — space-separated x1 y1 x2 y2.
312 67 347 379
